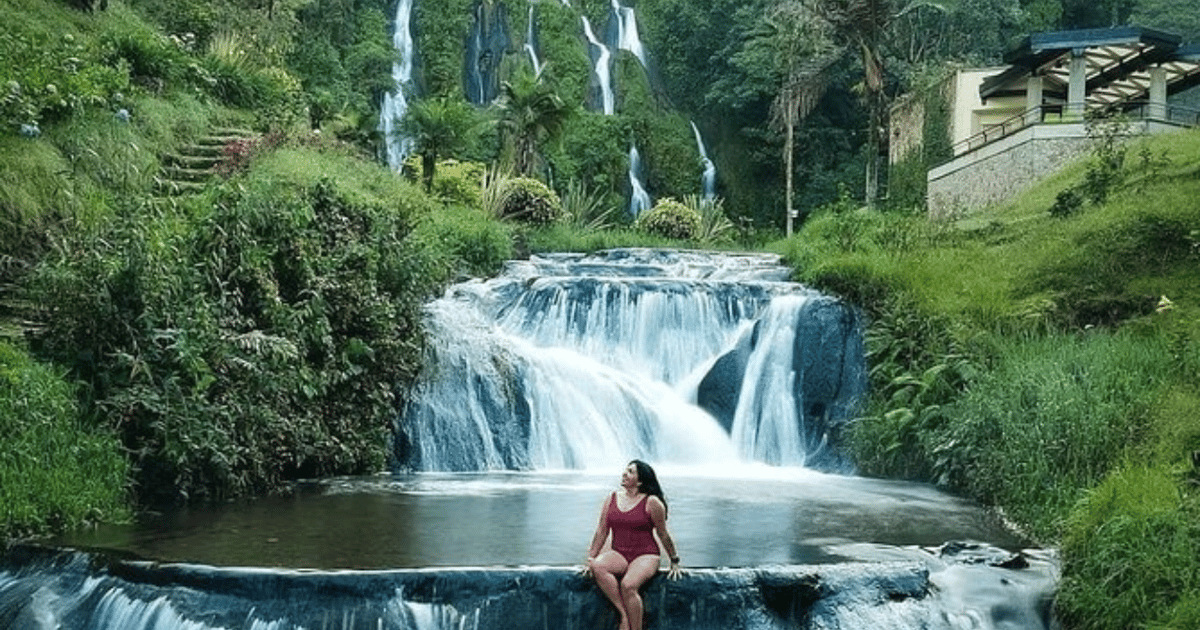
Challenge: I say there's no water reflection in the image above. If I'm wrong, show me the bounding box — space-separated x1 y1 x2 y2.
52 469 1028 570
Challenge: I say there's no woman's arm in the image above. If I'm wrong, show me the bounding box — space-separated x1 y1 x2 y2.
585 494 612 561
647 496 682 579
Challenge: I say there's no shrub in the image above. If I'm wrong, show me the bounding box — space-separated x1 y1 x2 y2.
412 204 512 278
29 149 448 504
498 177 563 225
634 197 700 240
2 30 130 130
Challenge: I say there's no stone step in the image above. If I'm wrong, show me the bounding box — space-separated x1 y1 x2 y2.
153 178 210 196
195 134 257 147
176 143 226 158
161 165 216 182
162 153 221 169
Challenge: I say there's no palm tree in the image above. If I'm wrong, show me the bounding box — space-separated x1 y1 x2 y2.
749 2 835 235
757 0 939 215
496 70 573 178
401 96 484 192
808 0 892 208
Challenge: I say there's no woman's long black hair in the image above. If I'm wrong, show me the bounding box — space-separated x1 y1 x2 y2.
630 459 667 516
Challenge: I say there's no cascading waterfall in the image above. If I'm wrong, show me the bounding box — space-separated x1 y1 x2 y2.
691 121 717 201
380 0 416 170
610 0 649 67
524 5 542 78
1 251 1059 630
628 146 652 217
581 16 614 115
396 249 864 472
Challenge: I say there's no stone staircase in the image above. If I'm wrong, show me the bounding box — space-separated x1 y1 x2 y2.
154 127 259 197
0 282 42 346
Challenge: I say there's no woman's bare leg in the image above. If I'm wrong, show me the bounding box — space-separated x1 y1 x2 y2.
619 555 661 630
590 551 631 629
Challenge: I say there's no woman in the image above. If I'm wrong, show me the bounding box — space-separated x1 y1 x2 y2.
582 460 683 630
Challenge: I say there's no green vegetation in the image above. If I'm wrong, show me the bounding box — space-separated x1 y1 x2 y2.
1 341 128 539
4 0 1200 627
635 198 701 240
784 128 1200 628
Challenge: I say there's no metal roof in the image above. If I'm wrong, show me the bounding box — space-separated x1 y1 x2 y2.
979 26 1200 106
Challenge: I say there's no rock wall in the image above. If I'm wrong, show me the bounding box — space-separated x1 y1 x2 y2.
926 123 1092 219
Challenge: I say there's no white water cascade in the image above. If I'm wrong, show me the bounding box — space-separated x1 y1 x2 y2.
610 0 648 68
691 121 717 201
629 145 652 217
524 5 542 78
581 16 614 115
380 0 416 170
397 249 866 472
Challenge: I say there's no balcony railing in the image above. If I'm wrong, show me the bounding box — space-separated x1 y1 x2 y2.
950 102 1200 157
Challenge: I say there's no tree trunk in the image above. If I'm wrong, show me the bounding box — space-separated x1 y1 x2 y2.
422 152 436 192
785 110 795 237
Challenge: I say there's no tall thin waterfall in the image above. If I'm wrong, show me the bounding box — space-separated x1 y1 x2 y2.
380 0 416 170
581 16 614 115
691 121 717 201
396 250 866 473
629 145 652 216
524 5 542 78
610 0 648 68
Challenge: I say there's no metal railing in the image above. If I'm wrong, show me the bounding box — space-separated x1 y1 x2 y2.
949 101 1200 157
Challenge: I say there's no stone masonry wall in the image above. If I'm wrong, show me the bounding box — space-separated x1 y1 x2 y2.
926 123 1092 219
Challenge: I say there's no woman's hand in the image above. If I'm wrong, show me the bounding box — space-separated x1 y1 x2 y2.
666 559 683 580
580 557 595 578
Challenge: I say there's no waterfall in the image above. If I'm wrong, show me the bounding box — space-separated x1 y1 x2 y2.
524 5 542 78
396 249 865 473
0 545 1058 630
629 145 652 217
581 16 614 115
610 0 648 68
380 0 416 170
691 121 717 201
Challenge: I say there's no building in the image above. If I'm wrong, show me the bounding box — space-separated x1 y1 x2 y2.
891 27 1200 218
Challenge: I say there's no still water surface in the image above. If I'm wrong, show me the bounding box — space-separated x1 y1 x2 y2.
53 467 1026 570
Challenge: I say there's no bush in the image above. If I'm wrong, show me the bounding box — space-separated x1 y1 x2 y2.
2 29 130 131
412 204 512 278
29 148 448 504
499 177 563 225
634 197 700 240
0 342 128 538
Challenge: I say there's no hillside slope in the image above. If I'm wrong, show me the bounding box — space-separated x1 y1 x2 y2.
782 126 1200 630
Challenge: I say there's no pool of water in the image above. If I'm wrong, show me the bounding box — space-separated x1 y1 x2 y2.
51 466 1028 570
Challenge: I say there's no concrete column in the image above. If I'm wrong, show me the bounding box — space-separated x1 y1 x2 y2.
1149 66 1168 121
1067 48 1088 118
1025 75 1044 125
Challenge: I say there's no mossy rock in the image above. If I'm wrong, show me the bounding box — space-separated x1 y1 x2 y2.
635 198 700 240
500 177 563 226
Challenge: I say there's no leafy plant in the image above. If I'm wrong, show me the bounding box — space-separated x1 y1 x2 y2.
683 194 735 245
561 178 621 231
635 197 701 240
497 177 564 225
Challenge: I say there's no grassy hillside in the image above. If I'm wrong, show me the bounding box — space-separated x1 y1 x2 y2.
781 126 1200 629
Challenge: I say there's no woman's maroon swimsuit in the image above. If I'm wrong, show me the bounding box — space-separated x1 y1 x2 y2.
607 492 660 562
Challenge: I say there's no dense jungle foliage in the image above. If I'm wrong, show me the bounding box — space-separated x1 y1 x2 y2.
3 0 1200 627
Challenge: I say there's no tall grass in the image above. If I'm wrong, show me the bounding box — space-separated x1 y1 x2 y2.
1058 465 1200 630
0 341 128 538
936 331 1177 540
